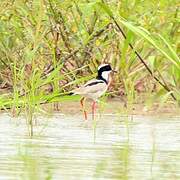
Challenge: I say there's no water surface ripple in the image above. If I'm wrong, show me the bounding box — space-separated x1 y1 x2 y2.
0 113 179 179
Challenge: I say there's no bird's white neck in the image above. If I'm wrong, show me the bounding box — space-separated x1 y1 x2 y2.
101 71 111 82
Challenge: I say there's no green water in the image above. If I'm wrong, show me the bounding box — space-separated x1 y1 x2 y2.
0 113 179 179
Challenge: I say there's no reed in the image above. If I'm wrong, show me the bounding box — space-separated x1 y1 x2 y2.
0 0 179 114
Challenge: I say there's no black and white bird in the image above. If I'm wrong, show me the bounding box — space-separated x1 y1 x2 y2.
71 64 117 120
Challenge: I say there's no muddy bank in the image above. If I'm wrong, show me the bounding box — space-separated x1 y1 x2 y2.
44 98 180 117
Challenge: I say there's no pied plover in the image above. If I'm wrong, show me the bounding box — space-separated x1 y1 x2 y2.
71 64 117 120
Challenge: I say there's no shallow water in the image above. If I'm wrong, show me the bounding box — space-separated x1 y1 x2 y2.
0 113 180 180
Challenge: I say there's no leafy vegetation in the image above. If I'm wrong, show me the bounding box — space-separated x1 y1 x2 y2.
0 0 179 112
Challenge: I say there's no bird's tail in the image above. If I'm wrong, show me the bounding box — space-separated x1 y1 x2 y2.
68 92 74 95
69 87 81 95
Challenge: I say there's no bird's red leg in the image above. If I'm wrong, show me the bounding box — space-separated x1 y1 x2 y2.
80 97 87 120
92 101 96 120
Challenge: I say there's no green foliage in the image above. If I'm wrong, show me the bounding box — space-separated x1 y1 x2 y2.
0 0 179 114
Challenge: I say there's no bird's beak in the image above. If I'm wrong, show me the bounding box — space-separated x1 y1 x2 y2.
112 70 117 73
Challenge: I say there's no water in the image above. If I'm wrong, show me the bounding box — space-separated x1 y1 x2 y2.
0 113 180 180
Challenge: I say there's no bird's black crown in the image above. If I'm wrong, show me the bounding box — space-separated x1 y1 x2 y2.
98 64 112 73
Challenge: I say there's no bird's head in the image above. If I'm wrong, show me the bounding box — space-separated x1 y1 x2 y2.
97 64 117 83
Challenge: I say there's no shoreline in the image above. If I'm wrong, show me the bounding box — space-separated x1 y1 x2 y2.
43 99 180 117
0 98 179 117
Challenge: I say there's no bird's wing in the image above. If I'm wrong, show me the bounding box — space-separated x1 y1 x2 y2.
72 79 106 95
84 79 104 87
